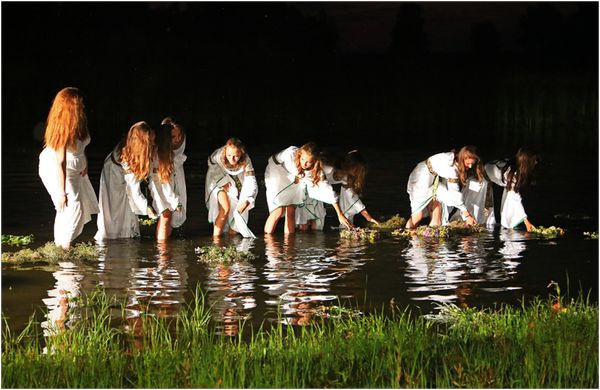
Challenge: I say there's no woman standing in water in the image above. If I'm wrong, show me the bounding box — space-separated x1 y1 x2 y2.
264 142 353 234
95 121 156 240
162 117 187 230
405 146 483 228
38 87 99 249
205 138 258 237
296 150 379 230
149 121 182 240
483 148 540 231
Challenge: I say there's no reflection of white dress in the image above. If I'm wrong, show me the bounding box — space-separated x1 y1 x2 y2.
406 152 467 225
171 138 187 228
452 161 527 229
41 262 82 337
264 146 338 214
94 149 150 240
38 136 99 247
296 165 365 230
205 147 258 231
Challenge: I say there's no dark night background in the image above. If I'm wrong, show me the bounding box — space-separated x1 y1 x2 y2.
2 2 598 154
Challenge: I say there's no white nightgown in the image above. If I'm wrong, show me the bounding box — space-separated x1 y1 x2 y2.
38 136 99 247
264 146 338 216
205 146 258 232
94 148 151 240
295 164 365 230
406 152 467 226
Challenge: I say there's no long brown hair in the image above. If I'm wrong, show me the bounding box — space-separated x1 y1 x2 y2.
221 137 248 170
502 147 539 193
294 142 323 186
162 117 185 148
335 150 367 194
44 87 88 150
118 121 155 180
454 145 484 186
155 122 174 183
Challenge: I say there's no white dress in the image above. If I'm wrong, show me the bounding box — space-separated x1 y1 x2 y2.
38 136 99 247
264 146 338 215
170 138 187 228
406 152 467 225
148 158 180 216
94 148 151 240
450 177 495 226
295 164 366 230
450 161 528 228
205 146 258 232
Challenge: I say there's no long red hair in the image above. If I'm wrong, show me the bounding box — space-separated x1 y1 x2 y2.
294 142 323 186
44 87 88 150
335 150 367 195
155 123 174 183
118 121 155 180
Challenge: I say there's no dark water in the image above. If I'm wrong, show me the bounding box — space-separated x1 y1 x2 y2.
2 147 598 335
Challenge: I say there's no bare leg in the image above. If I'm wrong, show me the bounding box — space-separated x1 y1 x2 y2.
264 207 285 233
429 200 442 227
284 206 296 234
156 210 173 240
406 209 424 229
213 190 230 237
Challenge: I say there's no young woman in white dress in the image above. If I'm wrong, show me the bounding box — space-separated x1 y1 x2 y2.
162 117 187 229
458 148 539 231
296 150 379 230
405 146 483 228
205 138 258 237
149 121 182 240
38 87 99 249
264 142 354 234
95 121 157 240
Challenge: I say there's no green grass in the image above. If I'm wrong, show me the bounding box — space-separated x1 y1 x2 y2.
2 286 597 388
1 234 34 246
1 241 98 265
194 245 256 264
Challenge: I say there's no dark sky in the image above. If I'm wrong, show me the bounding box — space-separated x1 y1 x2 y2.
298 2 580 52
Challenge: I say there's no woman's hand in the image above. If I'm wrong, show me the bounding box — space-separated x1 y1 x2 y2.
147 206 157 219
338 214 354 230
80 166 88 176
236 200 250 214
524 218 535 232
55 193 67 212
465 215 476 226
370 219 380 226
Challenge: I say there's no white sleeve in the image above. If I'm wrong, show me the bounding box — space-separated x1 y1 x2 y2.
124 172 148 214
340 186 366 217
161 179 180 210
446 180 467 212
485 162 506 187
305 176 339 204
239 158 258 205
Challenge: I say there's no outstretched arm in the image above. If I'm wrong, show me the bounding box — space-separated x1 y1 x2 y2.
332 202 354 230
360 209 379 225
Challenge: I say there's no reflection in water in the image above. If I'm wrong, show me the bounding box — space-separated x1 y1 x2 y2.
93 240 188 345
42 262 83 337
204 237 258 336
262 233 371 325
403 228 524 307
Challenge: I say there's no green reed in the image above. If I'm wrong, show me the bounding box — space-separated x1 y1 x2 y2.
2 287 597 388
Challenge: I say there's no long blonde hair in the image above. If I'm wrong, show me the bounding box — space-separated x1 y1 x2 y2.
44 87 88 150
294 142 323 186
336 150 367 195
118 121 154 180
454 145 484 186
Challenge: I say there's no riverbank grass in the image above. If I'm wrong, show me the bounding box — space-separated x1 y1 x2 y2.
2 288 597 388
